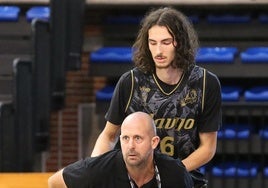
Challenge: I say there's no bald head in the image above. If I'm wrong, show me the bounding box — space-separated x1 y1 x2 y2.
120 112 160 168
121 112 157 137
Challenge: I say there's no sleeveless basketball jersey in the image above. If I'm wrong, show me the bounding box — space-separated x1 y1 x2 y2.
125 66 206 160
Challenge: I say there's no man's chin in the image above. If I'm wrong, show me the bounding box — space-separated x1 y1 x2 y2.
126 157 140 166
155 63 171 69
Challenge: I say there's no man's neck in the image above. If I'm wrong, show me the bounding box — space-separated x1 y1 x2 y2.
155 67 183 85
127 163 155 187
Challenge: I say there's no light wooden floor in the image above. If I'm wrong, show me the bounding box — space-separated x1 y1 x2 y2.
0 173 53 188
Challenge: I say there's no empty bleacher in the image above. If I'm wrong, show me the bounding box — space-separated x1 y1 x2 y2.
0 5 49 171
0 0 85 172
87 3 268 188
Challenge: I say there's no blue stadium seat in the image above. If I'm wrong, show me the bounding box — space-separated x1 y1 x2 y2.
196 47 238 63
259 126 268 140
236 163 258 177
207 14 251 23
90 47 132 63
26 6 50 22
0 6 20 22
96 85 115 101
244 86 268 101
221 86 242 101
212 162 258 177
212 162 236 177
259 14 268 23
218 124 251 140
188 14 199 24
241 47 268 63
264 167 268 177
199 166 206 175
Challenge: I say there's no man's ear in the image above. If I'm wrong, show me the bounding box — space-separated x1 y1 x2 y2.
151 136 160 149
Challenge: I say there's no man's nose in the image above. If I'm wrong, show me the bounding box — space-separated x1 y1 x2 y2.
156 44 163 54
128 138 135 148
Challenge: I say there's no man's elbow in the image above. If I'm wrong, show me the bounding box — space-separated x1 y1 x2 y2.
206 145 217 162
47 169 67 188
47 176 54 188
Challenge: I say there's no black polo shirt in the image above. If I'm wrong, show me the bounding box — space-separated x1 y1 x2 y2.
63 149 193 188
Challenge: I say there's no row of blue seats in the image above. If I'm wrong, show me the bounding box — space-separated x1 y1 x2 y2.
104 13 268 24
95 85 268 102
90 47 268 64
197 47 268 64
218 124 268 140
201 162 268 178
222 86 268 102
4 6 268 24
0 6 49 22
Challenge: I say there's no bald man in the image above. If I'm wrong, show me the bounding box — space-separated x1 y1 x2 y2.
48 112 193 188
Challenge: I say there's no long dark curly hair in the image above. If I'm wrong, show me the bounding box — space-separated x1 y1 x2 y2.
132 7 199 73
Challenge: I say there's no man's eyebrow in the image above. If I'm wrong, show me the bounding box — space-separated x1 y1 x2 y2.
148 38 173 42
162 38 173 42
148 38 156 42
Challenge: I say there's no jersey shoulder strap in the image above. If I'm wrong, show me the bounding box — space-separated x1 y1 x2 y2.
124 69 135 112
201 68 207 113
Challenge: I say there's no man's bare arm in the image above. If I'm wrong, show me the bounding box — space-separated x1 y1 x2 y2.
182 131 217 171
91 121 121 157
48 169 67 188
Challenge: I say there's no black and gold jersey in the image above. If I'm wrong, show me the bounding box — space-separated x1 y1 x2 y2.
105 65 222 160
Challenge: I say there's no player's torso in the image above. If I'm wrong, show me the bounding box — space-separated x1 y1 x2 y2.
126 66 205 159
